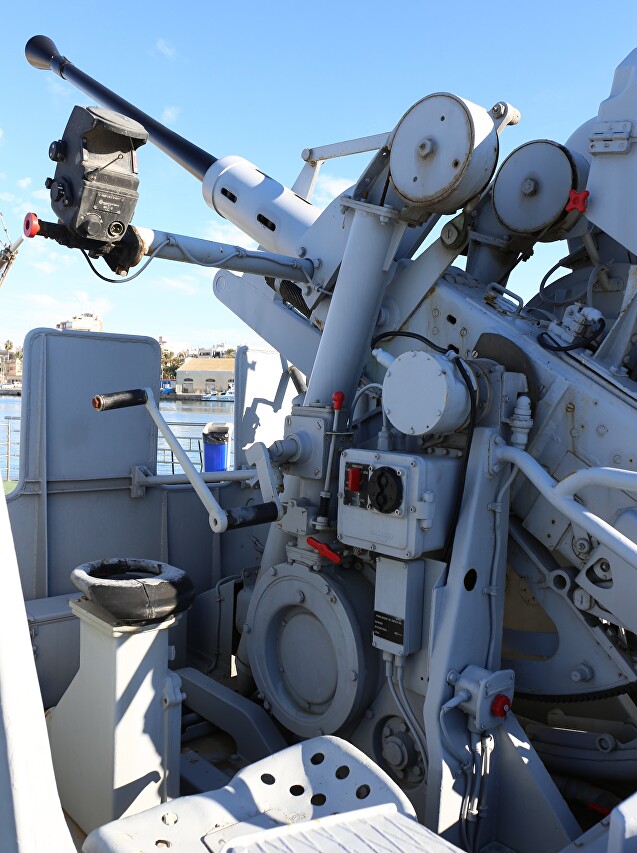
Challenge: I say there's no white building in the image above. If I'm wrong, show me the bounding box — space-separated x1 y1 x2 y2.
56 312 103 333
187 344 227 359
175 357 235 395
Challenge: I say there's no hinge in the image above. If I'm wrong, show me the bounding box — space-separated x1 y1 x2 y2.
589 121 633 154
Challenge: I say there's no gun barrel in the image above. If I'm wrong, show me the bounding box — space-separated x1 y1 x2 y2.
25 35 216 181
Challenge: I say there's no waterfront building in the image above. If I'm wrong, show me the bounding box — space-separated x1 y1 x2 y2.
175 357 235 395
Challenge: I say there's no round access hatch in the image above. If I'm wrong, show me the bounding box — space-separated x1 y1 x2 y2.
246 562 376 738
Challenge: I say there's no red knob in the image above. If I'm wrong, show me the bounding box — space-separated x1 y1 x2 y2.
23 212 40 238
565 189 590 214
307 536 342 565
332 391 345 411
491 694 512 718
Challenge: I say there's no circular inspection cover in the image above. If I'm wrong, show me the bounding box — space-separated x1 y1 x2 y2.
246 563 376 738
492 140 577 234
389 93 498 212
383 350 470 436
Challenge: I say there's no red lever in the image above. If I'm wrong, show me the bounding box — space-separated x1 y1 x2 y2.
24 212 40 238
565 189 590 214
586 802 611 817
332 391 345 411
307 536 342 565
491 694 512 718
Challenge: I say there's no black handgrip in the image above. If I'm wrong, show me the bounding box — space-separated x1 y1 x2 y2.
92 389 148 411
225 502 279 531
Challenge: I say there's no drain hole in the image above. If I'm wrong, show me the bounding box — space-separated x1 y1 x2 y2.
356 784 371 799
335 765 350 779
311 793 327 806
261 773 275 785
310 752 325 765
290 784 305 796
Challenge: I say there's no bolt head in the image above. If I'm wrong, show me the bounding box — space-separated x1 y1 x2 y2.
521 178 538 197
417 138 435 159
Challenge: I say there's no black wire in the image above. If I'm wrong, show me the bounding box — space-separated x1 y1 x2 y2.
371 329 447 354
80 238 170 284
442 358 478 565
537 317 606 353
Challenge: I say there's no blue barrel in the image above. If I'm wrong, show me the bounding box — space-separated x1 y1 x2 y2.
202 422 230 471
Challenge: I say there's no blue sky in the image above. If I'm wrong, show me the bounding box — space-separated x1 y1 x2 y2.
1 2 636 351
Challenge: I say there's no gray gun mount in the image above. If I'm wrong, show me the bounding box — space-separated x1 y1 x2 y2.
9 33 637 853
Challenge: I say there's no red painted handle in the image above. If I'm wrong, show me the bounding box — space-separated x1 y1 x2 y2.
23 212 40 238
565 189 589 214
307 536 342 565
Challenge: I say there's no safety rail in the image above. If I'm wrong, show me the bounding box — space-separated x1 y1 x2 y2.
1 418 222 484
1 417 21 485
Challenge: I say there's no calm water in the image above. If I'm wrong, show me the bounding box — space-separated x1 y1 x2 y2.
0 396 234 481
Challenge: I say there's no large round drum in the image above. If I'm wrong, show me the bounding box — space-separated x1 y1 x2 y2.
389 93 498 213
492 140 589 239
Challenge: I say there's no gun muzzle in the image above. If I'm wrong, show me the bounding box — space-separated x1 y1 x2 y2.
25 35 216 181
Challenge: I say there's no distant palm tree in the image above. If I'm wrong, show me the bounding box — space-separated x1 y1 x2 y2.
4 340 13 352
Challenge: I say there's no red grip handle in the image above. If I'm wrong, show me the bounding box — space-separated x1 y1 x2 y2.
307 536 342 565
565 189 589 214
24 212 40 238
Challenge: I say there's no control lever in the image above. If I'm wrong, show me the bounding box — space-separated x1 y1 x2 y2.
92 388 281 533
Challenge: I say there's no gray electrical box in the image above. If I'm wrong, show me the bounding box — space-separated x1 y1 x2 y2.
337 449 460 559
373 557 425 657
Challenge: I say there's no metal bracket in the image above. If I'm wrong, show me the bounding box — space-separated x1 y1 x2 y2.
490 101 521 134
130 465 150 498
245 442 284 520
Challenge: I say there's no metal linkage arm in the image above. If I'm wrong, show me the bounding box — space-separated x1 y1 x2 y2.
132 227 314 283
92 388 282 533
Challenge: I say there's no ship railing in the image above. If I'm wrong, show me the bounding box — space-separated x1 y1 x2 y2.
1 417 21 487
157 421 205 475
2 418 226 488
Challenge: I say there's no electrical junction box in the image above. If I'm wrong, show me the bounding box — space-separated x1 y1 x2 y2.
373 557 424 656
337 448 460 559
454 664 515 733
